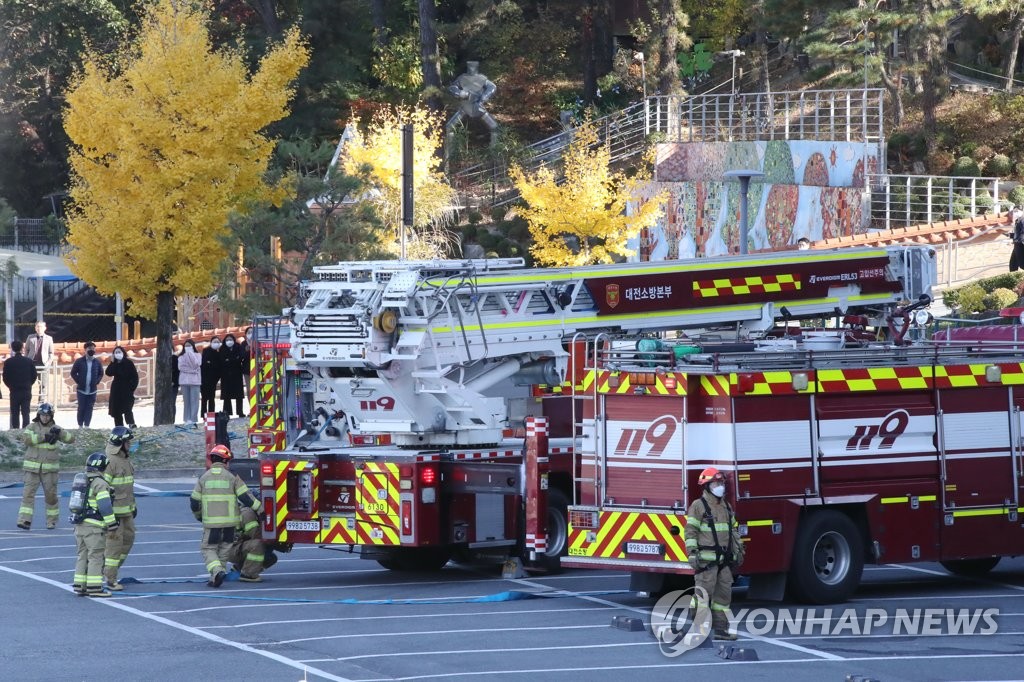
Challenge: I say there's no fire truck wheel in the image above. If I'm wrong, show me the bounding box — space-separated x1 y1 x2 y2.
537 488 570 573
940 557 1001 577
376 547 452 572
788 511 864 604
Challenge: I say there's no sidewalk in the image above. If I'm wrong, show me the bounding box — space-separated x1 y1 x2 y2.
1 397 165 431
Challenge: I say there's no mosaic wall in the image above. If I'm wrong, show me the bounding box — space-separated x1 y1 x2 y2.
629 140 881 260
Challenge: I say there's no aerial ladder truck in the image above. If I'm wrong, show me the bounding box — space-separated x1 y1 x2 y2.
252 246 988 600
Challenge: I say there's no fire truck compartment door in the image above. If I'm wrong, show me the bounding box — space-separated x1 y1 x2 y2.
356 462 400 527
601 395 684 507
939 388 1016 510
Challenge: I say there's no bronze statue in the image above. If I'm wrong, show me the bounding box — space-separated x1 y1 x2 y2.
447 61 499 147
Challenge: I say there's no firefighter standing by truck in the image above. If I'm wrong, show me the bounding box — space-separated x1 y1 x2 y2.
190 445 261 587
71 453 118 597
16 403 74 530
103 426 136 591
684 467 744 641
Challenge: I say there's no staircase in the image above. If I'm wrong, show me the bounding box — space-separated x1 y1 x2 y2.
17 284 115 344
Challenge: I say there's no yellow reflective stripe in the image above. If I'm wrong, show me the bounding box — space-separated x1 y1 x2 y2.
952 508 1013 518
205 480 232 489
108 476 134 485
881 496 908 504
746 519 774 527
920 496 937 502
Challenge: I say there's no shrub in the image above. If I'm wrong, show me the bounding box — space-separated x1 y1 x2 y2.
959 141 978 158
980 272 1024 292
986 153 1012 176
467 210 483 225
952 156 981 177
461 225 478 242
926 150 954 174
984 287 1019 311
1015 161 1024 178
972 144 995 163
953 284 987 313
1009 185 1024 207
976 191 995 214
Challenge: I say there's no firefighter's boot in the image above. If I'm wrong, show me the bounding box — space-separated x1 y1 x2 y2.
712 611 737 641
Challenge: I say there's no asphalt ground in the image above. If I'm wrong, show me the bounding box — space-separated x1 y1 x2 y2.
2 480 1024 681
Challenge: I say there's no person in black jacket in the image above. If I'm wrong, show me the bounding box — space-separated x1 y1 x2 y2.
200 337 222 416
219 333 246 418
105 346 139 428
3 341 37 429
69 341 103 428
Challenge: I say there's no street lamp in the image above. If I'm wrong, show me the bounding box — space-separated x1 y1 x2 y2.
724 169 765 255
634 51 646 100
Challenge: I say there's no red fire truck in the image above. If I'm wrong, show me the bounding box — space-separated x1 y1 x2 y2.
241 246 1024 605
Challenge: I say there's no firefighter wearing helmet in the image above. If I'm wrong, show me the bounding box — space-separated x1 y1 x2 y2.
102 426 137 591
72 453 118 597
16 403 75 530
683 467 744 640
190 444 261 587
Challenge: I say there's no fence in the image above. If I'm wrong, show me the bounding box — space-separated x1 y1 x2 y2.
37 355 156 410
867 174 1005 229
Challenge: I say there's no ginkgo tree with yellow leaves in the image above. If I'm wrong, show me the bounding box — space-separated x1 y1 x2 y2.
63 0 309 425
341 107 458 258
511 123 666 267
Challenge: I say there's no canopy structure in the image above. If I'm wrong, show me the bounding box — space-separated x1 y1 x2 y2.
0 248 78 344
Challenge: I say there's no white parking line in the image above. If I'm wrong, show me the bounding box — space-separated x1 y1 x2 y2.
354 652 1024 680
0 564 353 682
889 563 1024 593
268 623 607 646
313 639 659 663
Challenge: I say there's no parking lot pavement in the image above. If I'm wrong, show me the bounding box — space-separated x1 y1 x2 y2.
2 481 1024 681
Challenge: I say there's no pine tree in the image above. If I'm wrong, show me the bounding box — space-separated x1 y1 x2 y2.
962 0 1024 91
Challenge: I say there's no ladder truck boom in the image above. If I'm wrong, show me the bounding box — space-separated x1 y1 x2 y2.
288 246 935 446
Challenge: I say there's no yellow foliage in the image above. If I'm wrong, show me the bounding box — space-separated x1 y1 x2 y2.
63 0 309 318
341 107 457 257
511 122 666 267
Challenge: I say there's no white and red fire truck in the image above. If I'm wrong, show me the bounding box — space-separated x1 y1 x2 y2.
241 245 1024 604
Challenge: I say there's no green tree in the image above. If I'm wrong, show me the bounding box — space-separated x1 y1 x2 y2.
962 0 1024 91
218 137 392 318
63 0 309 425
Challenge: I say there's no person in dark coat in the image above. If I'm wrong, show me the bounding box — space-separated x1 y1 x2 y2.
219 333 246 417
3 340 37 429
105 346 139 428
200 337 222 416
69 341 103 427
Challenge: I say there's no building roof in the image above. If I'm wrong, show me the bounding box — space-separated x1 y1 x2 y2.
0 248 76 280
810 215 1010 249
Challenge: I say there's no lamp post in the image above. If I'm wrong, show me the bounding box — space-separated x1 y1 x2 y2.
724 170 765 255
634 51 646 100
716 50 745 95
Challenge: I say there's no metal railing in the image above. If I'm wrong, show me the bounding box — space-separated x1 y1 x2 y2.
867 174 1005 229
452 88 886 208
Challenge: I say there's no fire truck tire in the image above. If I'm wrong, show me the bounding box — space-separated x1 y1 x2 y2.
376 547 452 572
788 511 864 604
940 557 1000 577
538 488 570 573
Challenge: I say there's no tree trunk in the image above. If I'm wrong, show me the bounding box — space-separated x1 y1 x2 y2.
920 1 947 147
1005 14 1024 92
582 3 598 104
153 290 175 426
879 65 904 126
656 0 682 95
247 0 280 37
371 0 389 49
418 0 443 113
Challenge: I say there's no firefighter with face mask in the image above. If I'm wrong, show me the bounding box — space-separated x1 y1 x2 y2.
191 445 261 587
684 467 745 641
17 403 75 530
72 453 118 597
103 426 136 591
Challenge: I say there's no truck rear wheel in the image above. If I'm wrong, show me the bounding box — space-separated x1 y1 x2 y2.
376 547 452 572
536 488 569 573
940 557 1000 577
788 510 864 604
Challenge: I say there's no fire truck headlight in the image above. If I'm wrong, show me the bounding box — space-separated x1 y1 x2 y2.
421 487 437 504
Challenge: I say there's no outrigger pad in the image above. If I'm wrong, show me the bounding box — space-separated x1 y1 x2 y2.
611 615 646 632
501 557 525 579
717 644 759 661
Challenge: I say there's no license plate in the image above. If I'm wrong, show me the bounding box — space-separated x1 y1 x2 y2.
285 520 320 531
626 541 662 555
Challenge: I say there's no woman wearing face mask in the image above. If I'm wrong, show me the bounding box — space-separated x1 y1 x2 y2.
200 337 223 416
219 333 245 418
105 346 139 428
177 340 202 426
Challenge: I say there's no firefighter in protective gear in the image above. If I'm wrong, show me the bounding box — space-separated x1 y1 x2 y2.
684 467 744 641
17 403 75 530
72 453 118 597
228 505 276 582
103 426 136 591
191 445 260 587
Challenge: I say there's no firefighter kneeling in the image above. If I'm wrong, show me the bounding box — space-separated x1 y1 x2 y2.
684 467 744 641
228 505 276 582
